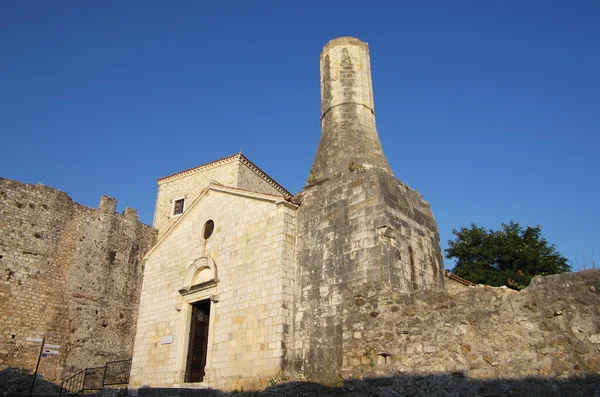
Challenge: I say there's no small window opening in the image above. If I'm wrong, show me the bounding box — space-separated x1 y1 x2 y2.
173 199 185 215
378 352 391 365
203 220 214 240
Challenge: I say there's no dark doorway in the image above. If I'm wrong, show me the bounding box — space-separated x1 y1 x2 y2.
185 299 211 382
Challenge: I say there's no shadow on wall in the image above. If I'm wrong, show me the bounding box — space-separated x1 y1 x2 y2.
0 367 61 394
133 374 600 397
2 369 599 396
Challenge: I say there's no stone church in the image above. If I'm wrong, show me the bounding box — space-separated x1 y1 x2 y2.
128 37 445 390
2 37 598 394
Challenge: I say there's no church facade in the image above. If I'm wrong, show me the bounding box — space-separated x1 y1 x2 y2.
128 154 298 389
129 37 445 390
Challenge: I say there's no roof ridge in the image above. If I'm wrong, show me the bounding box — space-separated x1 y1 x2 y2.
237 154 292 198
143 182 297 260
444 270 476 287
157 154 239 182
157 154 292 198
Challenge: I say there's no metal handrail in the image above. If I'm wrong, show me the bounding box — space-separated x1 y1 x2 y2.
103 359 132 386
58 369 87 397
58 359 132 397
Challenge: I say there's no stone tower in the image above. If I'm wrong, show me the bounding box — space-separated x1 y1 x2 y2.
310 37 392 180
291 37 445 381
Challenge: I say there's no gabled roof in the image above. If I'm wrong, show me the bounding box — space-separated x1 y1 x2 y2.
157 153 293 199
143 181 298 260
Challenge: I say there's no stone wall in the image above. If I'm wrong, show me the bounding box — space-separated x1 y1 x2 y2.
154 159 240 237
153 154 290 239
129 184 297 391
236 162 284 198
339 269 600 383
291 168 444 381
290 36 445 382
0 178 157 385
310 37 392 180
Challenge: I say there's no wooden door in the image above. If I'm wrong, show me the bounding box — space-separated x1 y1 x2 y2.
186 300 210 382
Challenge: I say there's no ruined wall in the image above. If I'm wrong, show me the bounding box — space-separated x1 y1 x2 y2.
339 269 600 384
0 178 157 384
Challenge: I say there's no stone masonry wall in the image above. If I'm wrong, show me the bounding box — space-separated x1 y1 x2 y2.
130 186 297 391
292 168 444 382
154 156 288 239
236 163 284 197
153 162 240 237
0 178 157 385
310 37 392 180
340 269 600 383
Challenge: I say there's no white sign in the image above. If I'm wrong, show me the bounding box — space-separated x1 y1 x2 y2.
44 344 60 349
161 335 174 345
26 337 43 343
43 350 59 355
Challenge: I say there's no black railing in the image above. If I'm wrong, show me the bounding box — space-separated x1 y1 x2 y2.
103 359 132 386
59 359 132 397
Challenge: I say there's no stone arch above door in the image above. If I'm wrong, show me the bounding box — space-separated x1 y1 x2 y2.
180 257 218 294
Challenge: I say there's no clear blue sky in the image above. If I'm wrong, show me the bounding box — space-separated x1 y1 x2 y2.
1 1 598 270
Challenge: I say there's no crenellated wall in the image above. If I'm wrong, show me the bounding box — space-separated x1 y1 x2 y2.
0 178 157 385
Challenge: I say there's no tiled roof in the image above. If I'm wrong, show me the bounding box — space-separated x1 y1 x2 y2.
444 270 476 287
157 153 293 198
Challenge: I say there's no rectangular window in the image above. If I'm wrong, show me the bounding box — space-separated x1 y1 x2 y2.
173 198 185 215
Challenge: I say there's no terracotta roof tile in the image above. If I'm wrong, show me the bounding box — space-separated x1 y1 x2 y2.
444 270 476 287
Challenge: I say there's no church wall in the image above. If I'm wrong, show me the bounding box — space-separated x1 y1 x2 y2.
236 162 285 197
129 188 297 391
0 178 156 385
153 162 240 237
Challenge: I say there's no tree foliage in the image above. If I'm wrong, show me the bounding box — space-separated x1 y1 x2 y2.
445 221 571 290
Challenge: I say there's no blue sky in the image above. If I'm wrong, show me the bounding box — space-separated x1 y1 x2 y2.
1 1 598 270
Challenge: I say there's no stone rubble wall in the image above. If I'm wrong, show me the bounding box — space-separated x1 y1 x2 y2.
0 178 157 385
339 269 600 383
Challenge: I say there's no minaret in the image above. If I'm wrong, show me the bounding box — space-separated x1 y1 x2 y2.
291 37 445 382
310 37 392 181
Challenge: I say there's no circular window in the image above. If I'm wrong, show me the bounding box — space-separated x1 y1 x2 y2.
203 220 214 240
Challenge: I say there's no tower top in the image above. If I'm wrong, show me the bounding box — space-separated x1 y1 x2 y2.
320 37 369 57
309 37 392 183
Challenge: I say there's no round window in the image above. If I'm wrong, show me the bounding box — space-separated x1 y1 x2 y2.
203 220 214 240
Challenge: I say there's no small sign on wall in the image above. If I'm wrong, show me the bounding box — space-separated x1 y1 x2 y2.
161 335 174 345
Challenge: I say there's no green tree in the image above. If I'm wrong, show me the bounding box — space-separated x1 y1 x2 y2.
445 221 571 290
